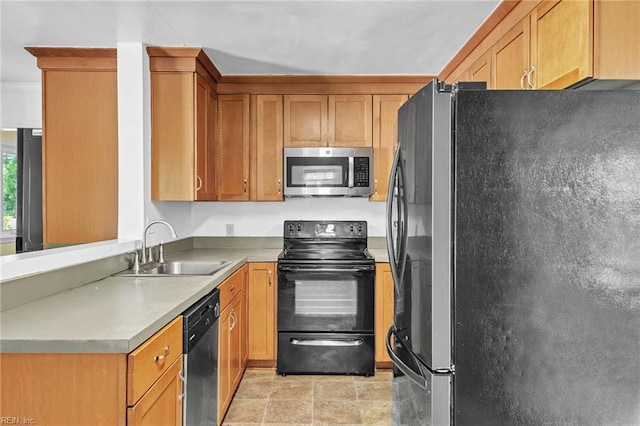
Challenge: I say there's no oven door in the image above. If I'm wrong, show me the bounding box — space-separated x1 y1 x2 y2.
277 263 375 333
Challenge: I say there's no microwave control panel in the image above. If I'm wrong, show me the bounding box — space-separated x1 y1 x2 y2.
354 157 370 187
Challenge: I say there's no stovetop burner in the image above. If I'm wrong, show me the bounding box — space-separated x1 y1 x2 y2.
279 220 373 264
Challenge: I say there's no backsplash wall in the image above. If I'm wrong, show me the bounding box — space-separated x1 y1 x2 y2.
192 198 387 237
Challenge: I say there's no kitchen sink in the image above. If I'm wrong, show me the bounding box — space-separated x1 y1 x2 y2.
114 260 230 277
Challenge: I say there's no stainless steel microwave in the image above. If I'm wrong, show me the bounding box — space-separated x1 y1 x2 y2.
283 147 373 197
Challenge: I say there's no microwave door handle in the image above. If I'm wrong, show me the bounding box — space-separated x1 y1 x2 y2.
348 156 354 187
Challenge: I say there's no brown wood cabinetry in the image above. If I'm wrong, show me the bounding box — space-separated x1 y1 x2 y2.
148 47 220 201
217 94 250 201
371 95 408 202
492 18 530 89
284 94 372 148
25 47 118 246
441 0 640 90
252 95 284 201
0 317 183 426
375 263 394 367
127 356 183 426
284 94 328 147
218 266 247 424
247 262 277 364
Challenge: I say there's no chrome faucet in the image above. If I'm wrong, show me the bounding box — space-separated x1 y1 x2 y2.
141 220 178 264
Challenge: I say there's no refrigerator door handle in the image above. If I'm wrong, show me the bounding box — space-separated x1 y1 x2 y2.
386 145 408 285
385 326 428 390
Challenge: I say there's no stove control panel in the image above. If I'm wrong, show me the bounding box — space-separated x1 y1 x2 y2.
284 220 367 239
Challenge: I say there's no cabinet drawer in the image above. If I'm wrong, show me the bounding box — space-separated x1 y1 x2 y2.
219 267 244 310
127 316 182 406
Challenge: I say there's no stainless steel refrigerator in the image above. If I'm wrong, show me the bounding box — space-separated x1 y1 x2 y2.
385 79 640 425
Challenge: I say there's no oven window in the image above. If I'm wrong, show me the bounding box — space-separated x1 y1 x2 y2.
278 267 374 333
294 279 357 316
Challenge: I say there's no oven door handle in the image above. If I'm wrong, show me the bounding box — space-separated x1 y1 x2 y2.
278 266 374 273
290 338 364 347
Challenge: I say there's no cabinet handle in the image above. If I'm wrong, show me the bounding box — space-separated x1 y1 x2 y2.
277 179 281 194
178 369 185 401
154 346 170 362
520 70 527 89
230 311 237 331
374 178 378 195
268 269 272 286
196 175 203 191
243 179 247 193
526 65 535 89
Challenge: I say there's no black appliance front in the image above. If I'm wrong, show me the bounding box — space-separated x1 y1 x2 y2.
277 264 374 333
277 263 375 376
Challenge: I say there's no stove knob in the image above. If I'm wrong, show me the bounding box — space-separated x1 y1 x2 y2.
297 224 303 232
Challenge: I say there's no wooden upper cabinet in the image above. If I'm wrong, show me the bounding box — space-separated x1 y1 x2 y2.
492 18 530 89
441 0 640 90
530 0 592 89
284 95 327 147
25 47 118 246
371 95 408 202
328 95 372 147
217 94 250 201
468 51 492 87
253 95 284 201
148 47 220 201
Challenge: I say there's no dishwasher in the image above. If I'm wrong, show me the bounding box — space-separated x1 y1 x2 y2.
182 289 220 425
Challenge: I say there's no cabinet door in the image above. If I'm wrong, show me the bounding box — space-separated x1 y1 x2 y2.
127 356 183 426
284 95 327 147
247 263 277 361
229 295 244 390
255 95 284 201
218 306 232 419
492 18 530 89
469 50 492 87
328 95 373 147
375 263 394 364
371 95 408 202
151 72 196 201
531 0 592 89
43 69 118 242
217 94 250 200
195 75 216 200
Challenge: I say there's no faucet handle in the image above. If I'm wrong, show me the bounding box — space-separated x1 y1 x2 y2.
158 242 165 263
130 251 140 273
147 246 155 263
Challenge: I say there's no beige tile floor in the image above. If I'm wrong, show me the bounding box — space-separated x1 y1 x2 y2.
222 369 392 425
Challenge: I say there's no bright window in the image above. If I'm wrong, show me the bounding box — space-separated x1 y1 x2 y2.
2 129 18 238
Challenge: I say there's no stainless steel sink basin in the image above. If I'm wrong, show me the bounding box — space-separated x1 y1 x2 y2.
114 260 230 277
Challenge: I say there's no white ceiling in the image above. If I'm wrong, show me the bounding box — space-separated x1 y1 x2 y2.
1 0 500 83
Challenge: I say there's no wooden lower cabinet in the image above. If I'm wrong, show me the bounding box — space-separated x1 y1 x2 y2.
127 356 183 426
0 317 183 426
217 266 247 424
247 262 277 364
375 263 394 366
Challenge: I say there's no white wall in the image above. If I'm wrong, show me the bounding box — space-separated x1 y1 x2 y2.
0 82 41 129
192 198 386 237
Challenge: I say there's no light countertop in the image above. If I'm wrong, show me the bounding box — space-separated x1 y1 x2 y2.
1 246 389 354
0 248 280 354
